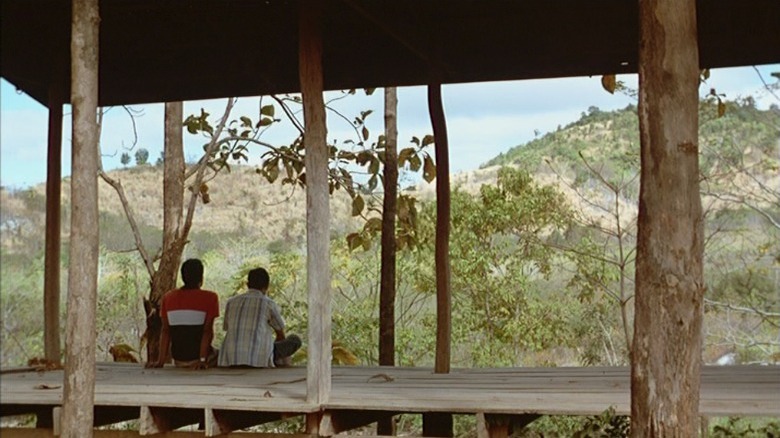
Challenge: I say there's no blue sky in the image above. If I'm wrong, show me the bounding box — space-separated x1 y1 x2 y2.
1 65 778 189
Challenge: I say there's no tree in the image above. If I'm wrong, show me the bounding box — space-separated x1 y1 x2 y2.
632 0 703 434
546 152 639 362
99 98 238 363
430 168 571 365
134 148 149 166
120 152 131 167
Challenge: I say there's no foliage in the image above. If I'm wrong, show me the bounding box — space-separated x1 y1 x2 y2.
134 148 149 166
709 417 780 437
1 90 778 435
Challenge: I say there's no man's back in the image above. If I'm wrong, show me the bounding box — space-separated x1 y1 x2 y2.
219 289 284 367
160 288 219 362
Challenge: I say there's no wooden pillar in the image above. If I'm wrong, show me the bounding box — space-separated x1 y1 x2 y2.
428 83 451 375
424 83 453 437
299 0 332 405
377 87 399 436
61 0 100 436
632 0 703 436
44 86 64 362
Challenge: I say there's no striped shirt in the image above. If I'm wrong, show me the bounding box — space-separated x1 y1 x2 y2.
218 289 285 368
160 288 219 362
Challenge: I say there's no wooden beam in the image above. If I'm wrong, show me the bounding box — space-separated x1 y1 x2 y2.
139 406 202 435
60 0 100 435
299 0 332 406
305 412 322 435
204 408 289 437
425 82 453 438
428 82 451 376
44 86 63 363
632 0 703 435
422 413 453 438
318 410 400 436
476 413 542 438
1 429 315 438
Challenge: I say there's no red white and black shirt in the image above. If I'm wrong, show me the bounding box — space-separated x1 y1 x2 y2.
160 288 219 362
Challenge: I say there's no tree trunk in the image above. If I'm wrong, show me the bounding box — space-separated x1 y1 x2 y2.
61 0 100 435
426 83 453 437
300 0 332 405
428 83 451 375
44 87 63 363
377 87 398 436
144 102 186 364
632 0 703 436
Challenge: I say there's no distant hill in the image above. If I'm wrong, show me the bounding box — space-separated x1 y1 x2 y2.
2 98 777 255
483 101 779 177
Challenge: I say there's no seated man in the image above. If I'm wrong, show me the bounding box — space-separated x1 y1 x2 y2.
147 258 219 369
219 267 301 368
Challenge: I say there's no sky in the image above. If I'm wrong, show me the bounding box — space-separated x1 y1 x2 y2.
1 65 778 189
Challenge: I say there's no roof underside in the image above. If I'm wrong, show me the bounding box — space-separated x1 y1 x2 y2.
2 0 779 107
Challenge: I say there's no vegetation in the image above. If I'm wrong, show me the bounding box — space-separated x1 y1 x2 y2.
1 96 777 436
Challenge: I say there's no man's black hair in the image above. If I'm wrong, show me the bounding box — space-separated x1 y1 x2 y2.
181 258 204 289
248 267 270 291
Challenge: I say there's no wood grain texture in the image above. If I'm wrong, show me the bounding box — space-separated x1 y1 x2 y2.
299 0 332 407
2 364 777 421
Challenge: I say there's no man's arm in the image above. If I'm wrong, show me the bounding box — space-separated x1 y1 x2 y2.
192 317 215 369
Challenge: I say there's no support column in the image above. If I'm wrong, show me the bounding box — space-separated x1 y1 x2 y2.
632 0 703 436
425 83 453 437
299 0 332 406
61 0 100 436
44 87 64 362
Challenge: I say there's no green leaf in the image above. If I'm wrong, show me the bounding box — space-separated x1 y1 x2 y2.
240 116 252 127
362 126 369 141
259 117 273 127
351 195 365 217
398 147 415 166
261 105 275 117
365 217 382 232
422 134 435 147
423 155 436 183
409 155 422 172
346 233 362 251
265 163 279 183
368 157 380 175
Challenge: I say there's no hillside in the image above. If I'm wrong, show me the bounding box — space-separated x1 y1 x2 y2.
2 98 777 255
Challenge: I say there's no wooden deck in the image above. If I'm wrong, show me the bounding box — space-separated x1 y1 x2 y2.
1 363 778 436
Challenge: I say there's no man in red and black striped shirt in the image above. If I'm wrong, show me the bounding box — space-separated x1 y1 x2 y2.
147 259 219 369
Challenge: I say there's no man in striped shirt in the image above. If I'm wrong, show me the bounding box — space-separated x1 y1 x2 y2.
219 267 301 368
147 258 220 369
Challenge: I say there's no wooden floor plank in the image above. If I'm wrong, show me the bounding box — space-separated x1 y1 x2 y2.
1 364 778 421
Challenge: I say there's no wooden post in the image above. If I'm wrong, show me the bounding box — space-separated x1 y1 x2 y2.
428 82 451 376
424 83 453 437
61 0 100 436
299 0 332 406
632 0 703 436
44 85 64 363
377 87 398 436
